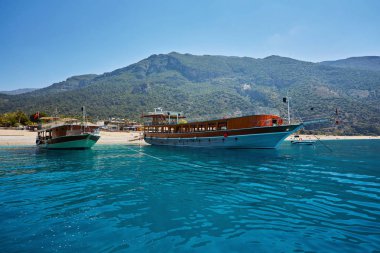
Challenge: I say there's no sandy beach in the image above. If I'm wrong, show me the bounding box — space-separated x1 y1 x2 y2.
285 134 380 141
0 129 146 146
0 129 379 146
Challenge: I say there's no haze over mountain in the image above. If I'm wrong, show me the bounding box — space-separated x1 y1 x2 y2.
320 56 380 72
0 53 379 135
0 88 37 95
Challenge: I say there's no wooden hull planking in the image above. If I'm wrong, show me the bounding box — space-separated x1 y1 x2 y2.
144 124 302 149
37 134 100 149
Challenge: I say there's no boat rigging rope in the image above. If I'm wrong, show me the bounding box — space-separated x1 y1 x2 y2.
312 135 333 152
124 146 163 161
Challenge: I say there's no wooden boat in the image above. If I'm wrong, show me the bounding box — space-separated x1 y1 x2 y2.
142 108 303 149
36 124 100 149
36 108 100 149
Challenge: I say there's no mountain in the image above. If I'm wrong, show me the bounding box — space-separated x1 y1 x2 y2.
0 52 379 135
25 74 99 97
0 88 37 95
320 56 380 72
0 74 97 96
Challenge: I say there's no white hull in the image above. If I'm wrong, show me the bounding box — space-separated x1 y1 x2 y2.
144 129 300 149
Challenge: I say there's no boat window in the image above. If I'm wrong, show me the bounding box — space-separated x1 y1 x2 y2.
218 122 227 130
207 124 216 131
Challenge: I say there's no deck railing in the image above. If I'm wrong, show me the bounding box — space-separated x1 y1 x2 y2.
143 118 293 133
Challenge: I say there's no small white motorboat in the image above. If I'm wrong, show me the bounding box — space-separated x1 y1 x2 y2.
290 135 316 145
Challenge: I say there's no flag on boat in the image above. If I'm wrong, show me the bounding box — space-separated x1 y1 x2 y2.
33 111 40 119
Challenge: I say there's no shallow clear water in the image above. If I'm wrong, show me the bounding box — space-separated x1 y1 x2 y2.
0 140 379 252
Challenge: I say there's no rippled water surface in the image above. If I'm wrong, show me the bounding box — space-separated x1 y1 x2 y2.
1 140 379 252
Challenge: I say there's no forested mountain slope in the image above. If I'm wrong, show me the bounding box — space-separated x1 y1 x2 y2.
1 53 379 135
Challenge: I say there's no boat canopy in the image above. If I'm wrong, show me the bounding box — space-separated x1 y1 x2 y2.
142 107 186 119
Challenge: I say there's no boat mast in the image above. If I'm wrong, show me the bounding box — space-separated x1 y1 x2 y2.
53 107 59 127
287 97 291 125
82 106 86 131
287 92 291 125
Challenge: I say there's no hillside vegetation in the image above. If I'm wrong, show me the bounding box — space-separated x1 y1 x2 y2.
320 56 380 72
0 88 37 95
0 53 379 135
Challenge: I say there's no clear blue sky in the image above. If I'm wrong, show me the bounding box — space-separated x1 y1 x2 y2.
1 0 379 90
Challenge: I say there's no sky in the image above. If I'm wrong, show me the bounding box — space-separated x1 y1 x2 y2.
0 0 379 90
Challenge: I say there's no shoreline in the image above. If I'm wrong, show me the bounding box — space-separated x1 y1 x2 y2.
0 129 379 146
0 129 146 146
285 135 380 141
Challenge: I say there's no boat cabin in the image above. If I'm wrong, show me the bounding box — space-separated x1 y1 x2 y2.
142 108 284 134
37 124 99 141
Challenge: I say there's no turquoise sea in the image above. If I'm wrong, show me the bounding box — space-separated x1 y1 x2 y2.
0 140 379 252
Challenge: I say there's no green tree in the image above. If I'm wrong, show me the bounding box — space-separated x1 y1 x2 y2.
0 111 32 127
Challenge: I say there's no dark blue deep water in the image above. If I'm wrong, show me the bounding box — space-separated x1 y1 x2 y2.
1 140 379 252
